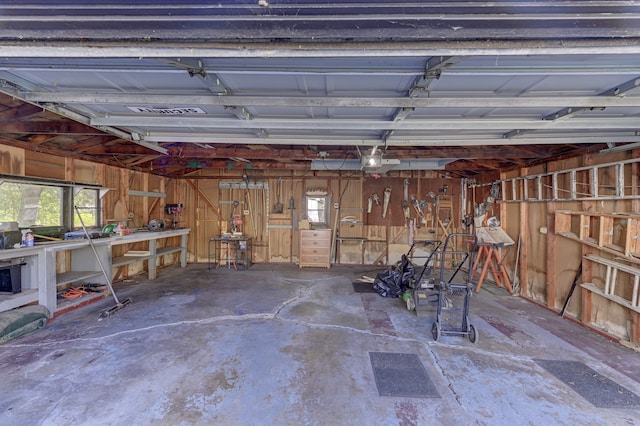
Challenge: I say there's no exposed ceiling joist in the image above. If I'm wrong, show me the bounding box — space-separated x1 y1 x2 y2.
141 134 640 147
15 93 640 109
91 116 640 131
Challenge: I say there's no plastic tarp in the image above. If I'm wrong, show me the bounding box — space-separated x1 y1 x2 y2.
373 255 415 298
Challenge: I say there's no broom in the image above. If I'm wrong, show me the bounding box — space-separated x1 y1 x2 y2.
74 206 131 317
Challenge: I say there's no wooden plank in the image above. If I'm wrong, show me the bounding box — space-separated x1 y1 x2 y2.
365 225 386 242
338 239 363 264
185 179 220 217
599 215 614 248
626 218 640 257
579 214 589 241
554 211 572 236
372 226 407 265
364 241 386 266
25 150 64 180
268 220 292 262
581 286 593 323
557 231 640 265
629 151 639 344
547 203 557 309
388 244 408 266
581 283 640 314
73 159 100 184
580 154 599 327
632 311 640 345
0 143 25 175
584 254 640 276
519 193 529 296
338 179 363 239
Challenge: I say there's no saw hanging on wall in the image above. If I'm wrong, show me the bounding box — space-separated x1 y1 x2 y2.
272 177 283 214
382 187 392 218
411 195 425 227
367 193 380 214
403 179 410 227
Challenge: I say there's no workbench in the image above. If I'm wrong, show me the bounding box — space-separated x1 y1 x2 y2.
0 228 190 316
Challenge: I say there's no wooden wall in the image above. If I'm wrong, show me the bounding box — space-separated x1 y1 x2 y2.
493 150 640 345
0 143 185 280
178 170 464 269
4 141 639 345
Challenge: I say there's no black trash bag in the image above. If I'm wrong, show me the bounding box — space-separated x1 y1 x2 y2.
373 254 415 298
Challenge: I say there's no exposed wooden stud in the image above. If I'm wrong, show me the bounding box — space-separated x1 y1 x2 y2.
547 202 557 309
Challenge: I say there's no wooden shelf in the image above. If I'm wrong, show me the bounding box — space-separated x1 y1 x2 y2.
157 247 183 256
0 289 38 312
555 210 640 262
56 271 103 287
110 229 190 280
112 255 150 268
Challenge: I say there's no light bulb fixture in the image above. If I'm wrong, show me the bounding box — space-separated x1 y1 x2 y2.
361 150 383 169
357 144 385 170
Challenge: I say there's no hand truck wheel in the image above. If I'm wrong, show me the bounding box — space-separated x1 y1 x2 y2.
468 324 478 343
431 321 441 341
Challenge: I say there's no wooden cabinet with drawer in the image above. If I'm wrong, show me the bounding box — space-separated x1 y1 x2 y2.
299 229 332 269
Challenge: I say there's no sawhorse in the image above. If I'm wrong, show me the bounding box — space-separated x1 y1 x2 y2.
472 242 513 294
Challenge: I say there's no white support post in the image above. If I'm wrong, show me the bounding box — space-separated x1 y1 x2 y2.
590 167 598 198
617 163 625 198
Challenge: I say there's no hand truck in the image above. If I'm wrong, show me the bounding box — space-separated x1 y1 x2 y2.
431 233 479 343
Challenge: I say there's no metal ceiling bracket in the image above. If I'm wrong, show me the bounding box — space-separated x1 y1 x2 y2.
505 75 640 138
409 56 463 98
162 58 228 95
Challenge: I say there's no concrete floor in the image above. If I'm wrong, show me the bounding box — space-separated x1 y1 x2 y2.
1 263 639 426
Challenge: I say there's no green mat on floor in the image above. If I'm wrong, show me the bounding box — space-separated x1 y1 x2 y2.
0 305 49 344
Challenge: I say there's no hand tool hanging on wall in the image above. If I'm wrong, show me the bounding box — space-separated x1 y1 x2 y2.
273 177 283 214
74 206 131 318
242 173 258 236
403 179 410 227
426 192 436 232
230 200 240 233
382 187 392 218
411 195 425 226
367 193 380 214
330 202 340 263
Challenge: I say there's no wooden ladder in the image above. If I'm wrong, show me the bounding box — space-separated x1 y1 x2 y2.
581 254 640 314
437 197 453 240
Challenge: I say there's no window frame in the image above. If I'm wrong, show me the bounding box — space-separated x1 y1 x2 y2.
304 192 331 228
0 175 104 232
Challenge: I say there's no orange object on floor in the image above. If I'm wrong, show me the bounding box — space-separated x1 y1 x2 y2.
472 242 513 294
60 286 89 299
